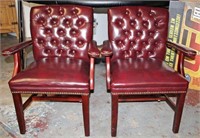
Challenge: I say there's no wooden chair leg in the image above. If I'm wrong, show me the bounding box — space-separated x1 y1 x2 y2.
111 94 118 137
82 95 90 136
12 93 26 134
172 93 186 133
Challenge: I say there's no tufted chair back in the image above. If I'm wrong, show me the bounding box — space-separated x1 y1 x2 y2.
108 6 169 61
30 5 93 61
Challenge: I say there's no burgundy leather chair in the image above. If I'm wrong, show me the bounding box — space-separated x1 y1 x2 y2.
2 5 99 136
101 6 196 137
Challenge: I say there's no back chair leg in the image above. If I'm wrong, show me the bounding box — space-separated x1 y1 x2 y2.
173 93 186 133
12 93 26 134
82 95 90 136
111 94 118 137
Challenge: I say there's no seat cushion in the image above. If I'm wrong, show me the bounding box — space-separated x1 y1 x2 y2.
9 58 90 94
110 58 188 94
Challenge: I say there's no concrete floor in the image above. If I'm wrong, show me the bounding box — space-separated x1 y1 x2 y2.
0 34 200 138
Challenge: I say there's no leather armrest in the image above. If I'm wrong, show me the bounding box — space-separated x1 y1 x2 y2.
88 40 100 58
167 41 196 59
2 40 33 56
101 40 113 57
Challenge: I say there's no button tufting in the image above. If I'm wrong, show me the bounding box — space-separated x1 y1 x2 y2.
37 38 45 45
76 18 85 27
50 39 58 45
57 28 66 36
50 18 59 26
71 8 79 15
44 28 52 35
59 7 64 15
137 11 142 17
125 10 130 15
46 7 52 14
115 18 124 28
45 49 51 54
37 17 46 25
142 21 149 28
63 18 72 27
63 39 71 46
136 31 142 37
130 20 136 26
70 29 79 37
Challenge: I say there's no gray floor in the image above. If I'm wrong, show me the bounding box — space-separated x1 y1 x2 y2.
0 34 200 138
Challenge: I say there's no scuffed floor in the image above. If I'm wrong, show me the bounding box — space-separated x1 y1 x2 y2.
0 35 200 138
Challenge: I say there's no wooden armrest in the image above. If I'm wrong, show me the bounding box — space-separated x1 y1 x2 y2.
2 40 32 56
88 40 100 58
167 41 196 59
100 40 113 57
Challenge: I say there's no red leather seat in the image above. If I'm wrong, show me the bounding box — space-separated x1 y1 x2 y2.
111 59 188 93
101 6 196 137
2 5 100 136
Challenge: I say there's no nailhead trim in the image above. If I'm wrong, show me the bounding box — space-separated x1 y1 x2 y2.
112 91 186 95
11 91 89 95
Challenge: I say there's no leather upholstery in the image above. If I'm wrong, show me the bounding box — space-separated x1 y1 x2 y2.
101 6 196 136
31 5 93 61
108 6 169 62
2 5 98 136
110 58 188 93
9 57 90 93
6 5 99 94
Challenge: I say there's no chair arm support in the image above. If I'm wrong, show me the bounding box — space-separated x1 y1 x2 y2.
105 57 111 90
89 57 95 90
88 41 100 58
2 40 32 56
167 41 197 77
166 41 196 59
100 40 113 57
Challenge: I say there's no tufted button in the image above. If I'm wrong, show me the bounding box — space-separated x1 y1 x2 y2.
142 41 148 45
130 41 136 45
142 21 149 28
37 17 46 25
63 38 71 46
57 49 64 55
149 31 154 36
71 8 79 15
148 51 154 55
130 19 136 26
44 28 52 35
50 39 59 46
149 11 156 17
124 30 130 36
59 7 64 15
76 40 85 47
37 38 45 45
69 49 76 56
115 18 124 28
70 28 79 37
125 9 130 15
50 18 59 26
44 49 51 54
136 31 142 37
45 7 52 14
124 50 131 58
63 18 72 27
57 28 66 36
76 18 85 27
154 41 158 45
137 11 142 17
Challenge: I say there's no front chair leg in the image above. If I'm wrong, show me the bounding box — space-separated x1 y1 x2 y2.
111 94 118 137
12 93 26 134
173 93 186 133
82 95 90 136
